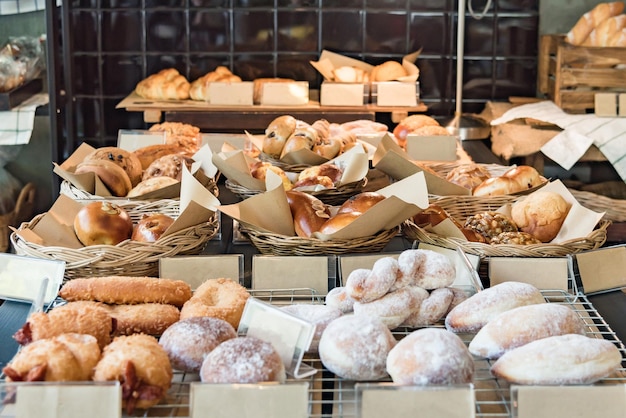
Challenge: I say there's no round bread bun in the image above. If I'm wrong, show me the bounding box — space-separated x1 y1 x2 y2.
159 316 237 373
84 146 143 187
127 176 180 198
75 159 133 197
337 192 385 214
502 165 543 190
372 61 407 82
180 278 250 329
318 314 396 381
143 153 193 182
250 161 293 191
298 164 343 184
200 336 286 383
472 176 519 197
386 328 474 385
131 213 175 243
317 212 361 235
133 144 188 170
73 201 133 246
392 115 440 147
510 191 570 243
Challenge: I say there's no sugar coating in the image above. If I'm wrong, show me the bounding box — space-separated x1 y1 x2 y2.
398 249 456 290
325 287 355 313
353 287 419 329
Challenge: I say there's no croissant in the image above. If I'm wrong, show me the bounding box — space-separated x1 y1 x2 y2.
135 68 190 100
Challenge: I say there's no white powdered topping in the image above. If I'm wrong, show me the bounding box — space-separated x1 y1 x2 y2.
345 259 397 303
353 287 415 329
318 315 395 381
404 287 454 327
397 249 455 290
280 304 343 351
325 287 355 313
387 328 474 385
200 336 284 384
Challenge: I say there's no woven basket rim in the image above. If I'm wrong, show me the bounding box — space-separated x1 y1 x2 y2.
60 178 219 200
569 188 626 222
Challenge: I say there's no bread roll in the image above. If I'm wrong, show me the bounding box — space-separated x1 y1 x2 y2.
131 213 175 243
583 14 626 46
189 66 242 101
445 281 545 333
332 66 368 83
299 165 344 184
409 125 451 136
75 159 133 197
286 190 330 237
387 328 474 385
73 201 133 246
280 125 317 158
84 146 143 187
565 2 625 45
501 165 542 191
371 61 407 82
392 115 440 148
249 161 293 191
490 334 622 384
469 303 586 359
472 176 519 197
446 164 491 190
135 68 190 100
510 191 570 242
337 192 385 214
317 212 361 235
132 143 188 170
127 176 179 198
263 115 297 157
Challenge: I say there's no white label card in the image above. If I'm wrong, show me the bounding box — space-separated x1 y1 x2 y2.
0 253 65 305
238 298 316 379
489 257 570 291
117 129 165 151
190 382 309 418
252 255 330 295
513 385 626 418
13 383 121 418
405 135 458 161
357 383 475 418
207 82 254 105
375 82 417 107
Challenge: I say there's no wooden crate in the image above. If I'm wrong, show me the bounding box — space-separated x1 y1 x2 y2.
538 34 626 113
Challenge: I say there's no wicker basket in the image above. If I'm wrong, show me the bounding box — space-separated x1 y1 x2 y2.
258 153 311 173
402 195 610 257
60 177 219 200
422 162 512 179
0 182 36 253
569 189 626 223
10 199 219 281
239 222 399 256
225 178 367 206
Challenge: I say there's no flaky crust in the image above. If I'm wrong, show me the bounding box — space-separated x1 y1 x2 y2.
59 276 192 307
13 301 114 349
94 334 172 413
3 333 101 382
135 68 190 100
179 278 250 329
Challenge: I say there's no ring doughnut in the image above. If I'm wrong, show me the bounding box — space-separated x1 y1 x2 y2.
180 278 250 330
353 287 421 329
325 287 355 313
200 336 286 384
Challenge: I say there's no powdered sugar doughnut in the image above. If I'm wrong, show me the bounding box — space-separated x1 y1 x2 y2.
325 287 355 313
159 317 237 372
353 287 421 329
319 315 396 380
403 287 454 327
386 328 474 385
280 304 343 352
445 287 470 315
398 249 456 289
345 258 398 303
200 336 286 383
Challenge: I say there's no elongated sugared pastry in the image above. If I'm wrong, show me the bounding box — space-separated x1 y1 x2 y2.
59 276 192 307
107 303 180 336
13 301 114 349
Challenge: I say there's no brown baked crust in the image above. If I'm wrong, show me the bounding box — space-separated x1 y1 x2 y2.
318 212 361 235
253 78 295 104
337 192 385 214
298 164 343 184
371 60 407 82
127 176 180 198
84 146 143 187
510 191 570 242
472 176 519 197
142 153 193 181
179 278 250 329
131 213 175 243
464 212 518 243
75 159 133 197
489 231 542 245
13 301 114 349
93 334 172 413
502 165 543 191
58 276 193 307
135 68 190 100
263 115 297 157
107 303 180 336
133 143 189 170
446 164 491 190
286 190 331 237
73 201 134 246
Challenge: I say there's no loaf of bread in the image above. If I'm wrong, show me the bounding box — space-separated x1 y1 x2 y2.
445 281 545 333
189 66 241 101
490 334 622 384
583 14 626 46
469 303 586 359
565 2 625 45
135 68 190 100
510 191 571 242
371 61 407 82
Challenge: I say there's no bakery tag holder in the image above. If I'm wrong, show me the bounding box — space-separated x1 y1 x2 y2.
0 381 121 418
511 385 626 418
356 383 475 418
0 253 65 307
116 129 165 151
238 297 317 379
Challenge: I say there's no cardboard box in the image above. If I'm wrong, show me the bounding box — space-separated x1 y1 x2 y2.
371 81 420 107
258 81 309 106
207 81 254 106
320 82 369 106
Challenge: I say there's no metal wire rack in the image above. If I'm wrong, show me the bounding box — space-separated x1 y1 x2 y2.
1 288 625 418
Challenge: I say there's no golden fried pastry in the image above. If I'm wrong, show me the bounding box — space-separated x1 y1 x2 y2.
93 334 172 414
3 333 101 382
180 278 250 329
107 303 180 336
58 276 192 308
13 301 114 349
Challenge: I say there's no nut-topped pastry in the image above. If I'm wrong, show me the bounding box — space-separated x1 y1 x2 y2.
464 212 518 243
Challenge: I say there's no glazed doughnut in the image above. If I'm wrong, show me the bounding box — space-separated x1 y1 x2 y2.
469 303 586 360
318 314 396 381
200 336 286 383
159 316 237 372
13 301 114 349
445 281 545 333
386 328 474 385
180 278 250 329
345 257 399 303
353 287 421 329
403 287 454 327
93 334 172 414
3 333 101 383
325 287 355 313
397 249 456 290
59 276 192 308
142 153 193 182
280 304 343 352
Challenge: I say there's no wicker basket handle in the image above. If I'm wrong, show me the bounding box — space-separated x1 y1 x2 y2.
14 182 37 224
